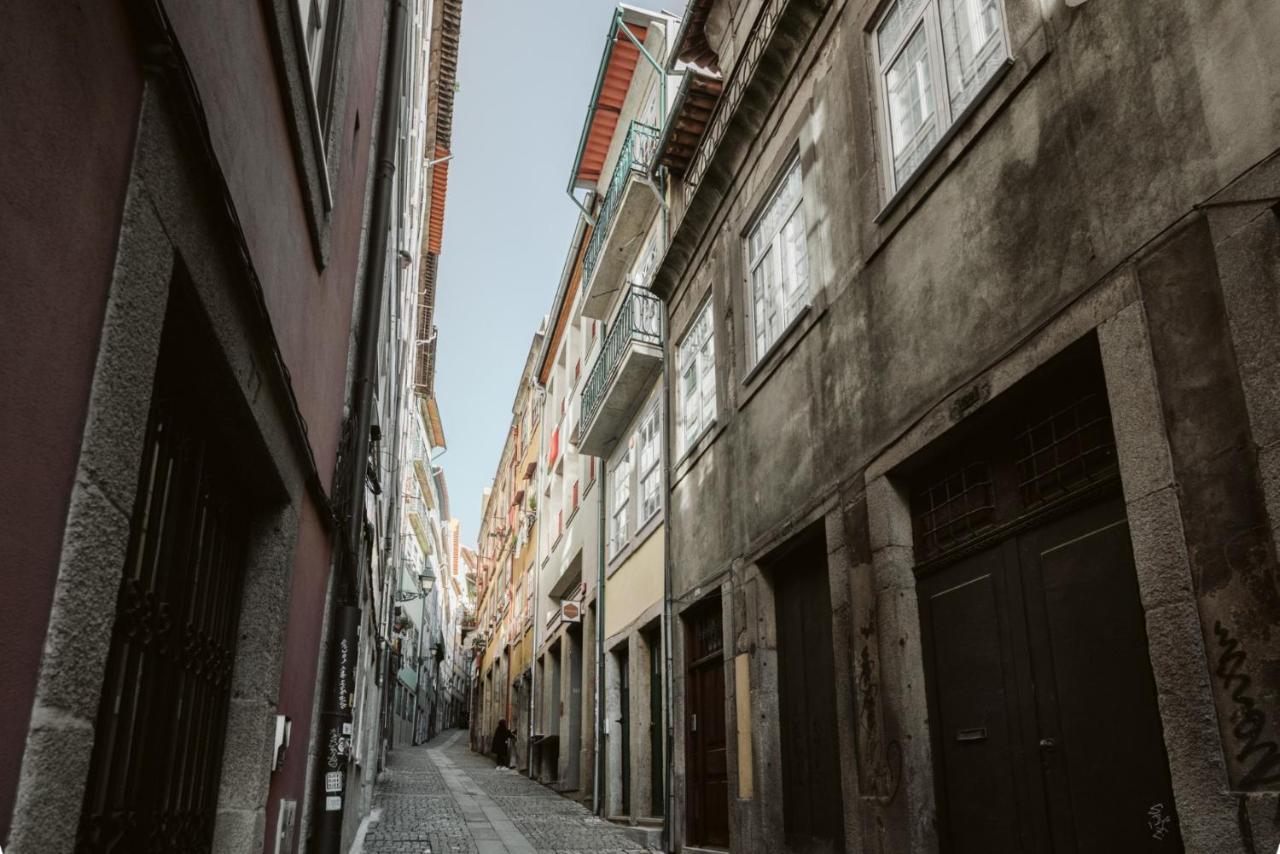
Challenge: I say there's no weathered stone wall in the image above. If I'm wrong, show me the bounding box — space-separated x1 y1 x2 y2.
659 0 1280 850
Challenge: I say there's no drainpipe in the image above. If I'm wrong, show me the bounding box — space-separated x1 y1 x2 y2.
659 292 676 854
313 0 408 851
593 463 607 815
656 138 677 854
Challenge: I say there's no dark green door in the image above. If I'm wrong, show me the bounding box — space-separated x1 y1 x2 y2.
619 649 631 816
648 629 664 817
919 498 1182 852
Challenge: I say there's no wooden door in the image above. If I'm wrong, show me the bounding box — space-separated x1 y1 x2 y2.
620 648 632 817
1020 498 1182 852
920 498 1182 853
686 603 729 847
648 629 664 817
775 536 845 852
919 540 1044 852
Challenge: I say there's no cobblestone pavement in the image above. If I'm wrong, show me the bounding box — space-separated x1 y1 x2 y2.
362 729 657 854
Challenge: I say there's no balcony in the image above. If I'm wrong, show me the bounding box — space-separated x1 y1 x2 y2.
578 287 662 456
580 121 661 320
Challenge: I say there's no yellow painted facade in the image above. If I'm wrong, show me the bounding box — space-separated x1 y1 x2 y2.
603 524 664 639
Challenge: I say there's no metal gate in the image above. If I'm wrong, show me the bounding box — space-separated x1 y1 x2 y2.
77 341 250 852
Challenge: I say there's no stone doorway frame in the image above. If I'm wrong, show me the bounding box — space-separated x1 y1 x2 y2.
855 276 1239 853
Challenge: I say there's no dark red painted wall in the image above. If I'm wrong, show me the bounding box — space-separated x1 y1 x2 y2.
163 0 387 847
0 2 142 842
0 0 385 844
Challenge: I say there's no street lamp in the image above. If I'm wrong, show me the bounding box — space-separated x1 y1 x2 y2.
420 569 436 596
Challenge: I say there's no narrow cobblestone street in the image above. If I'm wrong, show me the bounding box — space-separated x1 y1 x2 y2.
362 730 656 854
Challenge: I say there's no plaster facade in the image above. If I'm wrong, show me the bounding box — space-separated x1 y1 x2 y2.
654 0 1280 851
0 0 466 852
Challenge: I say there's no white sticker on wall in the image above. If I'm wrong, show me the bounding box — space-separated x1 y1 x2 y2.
325 796 342 811
325 771 343 793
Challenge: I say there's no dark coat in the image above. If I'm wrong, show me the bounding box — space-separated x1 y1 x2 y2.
492 723 513 765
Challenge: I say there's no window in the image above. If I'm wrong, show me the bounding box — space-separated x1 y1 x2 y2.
677 301 716 456
637 401 662 522
746 158 809 364
874 0 1008 191
631 226 662 288
295 0 341 126
609 444 632 557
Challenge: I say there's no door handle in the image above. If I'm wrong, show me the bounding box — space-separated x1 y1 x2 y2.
1039 737 1057 750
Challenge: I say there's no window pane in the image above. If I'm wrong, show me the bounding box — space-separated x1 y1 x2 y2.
886 25 939 186
640 402 662 521
781 210 809 323
641 472 660 519
678 302 715 453
751 250 774 359
876 0 928 57
940 0 1006 114
747 159 807 363
610 446 632 554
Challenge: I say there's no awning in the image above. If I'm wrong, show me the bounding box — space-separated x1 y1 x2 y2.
656 69 724 175
421 395 446 450
427 144 450 254
568 17 650 190
669 0 720 71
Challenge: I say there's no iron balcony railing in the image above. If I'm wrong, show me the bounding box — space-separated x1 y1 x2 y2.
582 121 660 287
580 286 662 431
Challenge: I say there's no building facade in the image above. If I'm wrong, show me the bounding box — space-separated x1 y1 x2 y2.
472 329 545 769
568 7 682 839
651 0 1280 853
469 9 684 841
0 0 469 852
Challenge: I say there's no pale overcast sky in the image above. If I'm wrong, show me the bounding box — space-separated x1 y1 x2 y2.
433 0 685 548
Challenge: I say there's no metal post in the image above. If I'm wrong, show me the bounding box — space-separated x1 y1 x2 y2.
311 606 361 850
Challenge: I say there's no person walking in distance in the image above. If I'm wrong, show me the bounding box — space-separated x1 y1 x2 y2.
492 719 513 769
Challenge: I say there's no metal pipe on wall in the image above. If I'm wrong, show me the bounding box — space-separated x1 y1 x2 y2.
312 0 409 849
594 463 607 816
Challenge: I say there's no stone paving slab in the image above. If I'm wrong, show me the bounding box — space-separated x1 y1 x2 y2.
362 729 658 854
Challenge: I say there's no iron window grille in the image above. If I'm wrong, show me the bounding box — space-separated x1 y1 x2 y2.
910 350 1118 562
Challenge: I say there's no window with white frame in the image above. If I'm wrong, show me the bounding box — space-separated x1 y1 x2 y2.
677 301 716 456
609 443 632 557
874 0 1009 192
631 226 662 288
637 401 662 523
746 157 809 364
